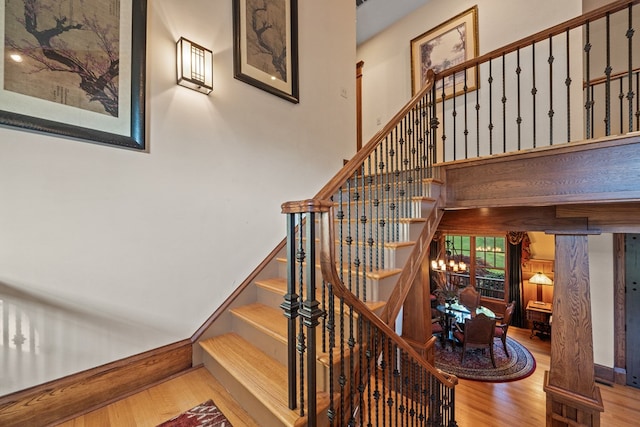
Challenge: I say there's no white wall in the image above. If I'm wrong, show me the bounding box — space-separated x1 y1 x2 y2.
589 234 615 367
0 0 355 344
357 0 583 146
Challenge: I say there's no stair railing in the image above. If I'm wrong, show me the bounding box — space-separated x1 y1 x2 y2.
281 198 458 426
281 70 456 424
431 0 640 162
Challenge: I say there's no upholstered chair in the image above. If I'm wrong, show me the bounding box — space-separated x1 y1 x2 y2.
453 313 496 368
494 300 516 356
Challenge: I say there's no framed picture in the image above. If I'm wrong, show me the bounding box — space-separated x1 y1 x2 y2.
233 0 299 104
410 5 479 99
1 0 147 150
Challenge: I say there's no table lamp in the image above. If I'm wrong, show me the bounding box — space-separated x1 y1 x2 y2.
529 272 553 304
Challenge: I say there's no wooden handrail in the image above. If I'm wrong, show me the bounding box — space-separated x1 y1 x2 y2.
437 0 640 81
314 69 436 201
585 66 640 88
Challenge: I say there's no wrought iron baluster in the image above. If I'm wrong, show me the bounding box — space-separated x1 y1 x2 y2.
441 76 447 161
354 170 361 299
620 78 625 134
502 53 507 153
488 59 494 154
476 67 480 156
605 12 612 136
532 42 538 147
374 147 381 272
452 71 457 160
585 21 593 139
346 178 353 293
627 4 635 133
548 36 555 145
566 29 572 143
283 213 300 410
516 48 522 150
636 72 640 130
464 66 470 158
326 283 336 426
392 127 399 242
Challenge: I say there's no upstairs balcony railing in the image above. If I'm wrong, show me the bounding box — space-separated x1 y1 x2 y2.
433 0 640 162
280 1 639 425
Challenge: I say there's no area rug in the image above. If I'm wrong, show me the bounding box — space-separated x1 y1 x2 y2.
434 337 536 382
157 399 232 427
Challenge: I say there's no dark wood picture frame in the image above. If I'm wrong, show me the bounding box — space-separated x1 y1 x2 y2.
232 0 299 104
1 0 147 150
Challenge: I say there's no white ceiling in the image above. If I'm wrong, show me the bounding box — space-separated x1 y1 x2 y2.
356 0 431 45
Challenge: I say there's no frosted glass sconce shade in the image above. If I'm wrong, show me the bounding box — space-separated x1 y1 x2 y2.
176 37 213 95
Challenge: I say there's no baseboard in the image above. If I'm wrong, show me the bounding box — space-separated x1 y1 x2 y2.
594 363 615 386
0 339 192 427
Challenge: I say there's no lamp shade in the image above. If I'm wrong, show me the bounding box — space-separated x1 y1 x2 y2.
176 37 213 94
529 272 553 286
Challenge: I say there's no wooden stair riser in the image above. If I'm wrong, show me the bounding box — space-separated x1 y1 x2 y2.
297 238 416 271
321 219 428 245
201 351 286 427
332 198 436 220
200 334 332 427
336 179 441 201
230 304 354 368
276 259 400 304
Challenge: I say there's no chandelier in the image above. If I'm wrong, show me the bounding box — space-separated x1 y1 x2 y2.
431 239 467 274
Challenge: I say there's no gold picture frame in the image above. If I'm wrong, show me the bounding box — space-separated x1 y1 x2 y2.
410 5 479 98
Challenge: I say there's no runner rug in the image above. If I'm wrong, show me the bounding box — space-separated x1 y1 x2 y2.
156 399 232 427
434 337 536 382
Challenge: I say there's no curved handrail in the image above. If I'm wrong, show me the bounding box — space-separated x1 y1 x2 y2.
317 202 458 388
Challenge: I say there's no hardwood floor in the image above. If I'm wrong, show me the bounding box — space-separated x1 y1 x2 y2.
57 327 640 426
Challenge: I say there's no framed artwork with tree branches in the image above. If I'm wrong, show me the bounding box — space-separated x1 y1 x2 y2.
233 0 299 104
1 0 146 150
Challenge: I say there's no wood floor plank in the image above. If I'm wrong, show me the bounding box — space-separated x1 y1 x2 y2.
56 327 640 426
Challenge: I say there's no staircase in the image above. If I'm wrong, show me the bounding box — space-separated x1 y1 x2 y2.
196 176 448 425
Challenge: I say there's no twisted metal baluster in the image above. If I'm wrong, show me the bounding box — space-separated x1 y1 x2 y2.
565 29 572 143
548 36 555 145
627 4 635 133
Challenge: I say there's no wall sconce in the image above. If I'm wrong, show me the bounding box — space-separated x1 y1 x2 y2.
176 37 213 95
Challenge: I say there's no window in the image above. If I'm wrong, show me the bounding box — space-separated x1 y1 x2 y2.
444 234 507 300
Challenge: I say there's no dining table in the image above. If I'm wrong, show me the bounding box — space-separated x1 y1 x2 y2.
436 301 496 344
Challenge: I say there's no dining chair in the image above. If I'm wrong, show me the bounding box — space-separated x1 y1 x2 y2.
494 300 516 356
453 313 496 368
458 286 481 313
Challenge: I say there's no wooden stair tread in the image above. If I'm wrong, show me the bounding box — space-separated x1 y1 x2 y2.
230 303 287 344
200 333 329 426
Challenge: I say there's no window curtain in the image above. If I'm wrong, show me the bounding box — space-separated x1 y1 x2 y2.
507 231 530 328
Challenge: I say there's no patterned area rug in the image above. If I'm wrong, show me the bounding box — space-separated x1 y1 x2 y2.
435 337 536 382
157 399 232 427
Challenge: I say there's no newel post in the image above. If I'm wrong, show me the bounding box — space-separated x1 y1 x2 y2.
281 199 331 425
544 234 604 426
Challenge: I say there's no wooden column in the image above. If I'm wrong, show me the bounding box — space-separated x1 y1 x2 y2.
401 257 436 364
544 234 604 426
